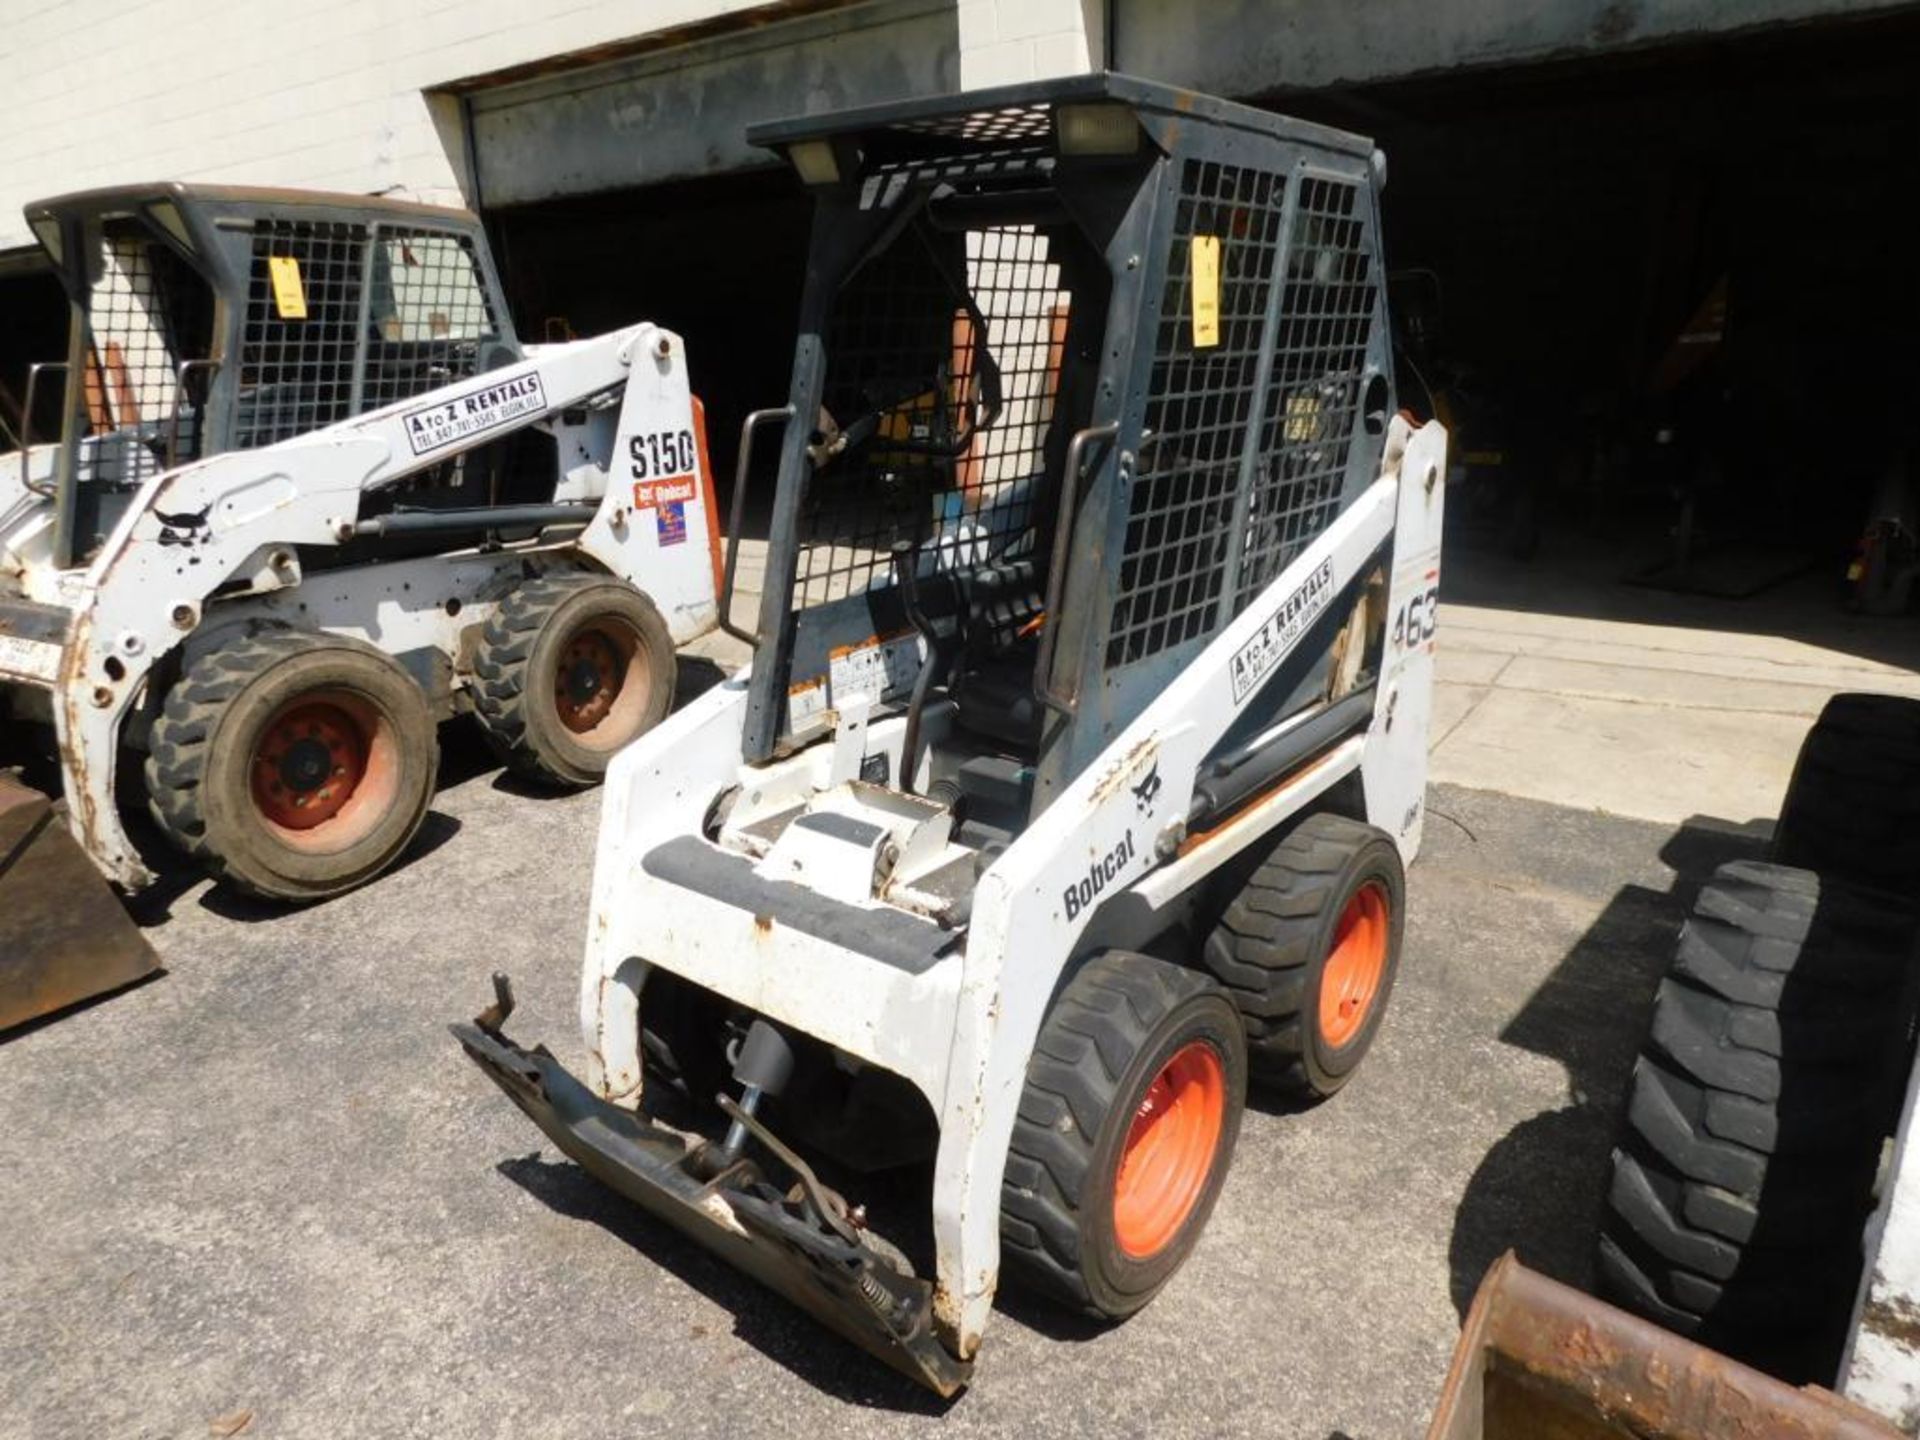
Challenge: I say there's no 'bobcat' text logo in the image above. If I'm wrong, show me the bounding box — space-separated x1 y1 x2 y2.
1063 831 1137 921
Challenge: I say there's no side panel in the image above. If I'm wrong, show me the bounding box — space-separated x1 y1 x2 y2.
1362 422 1447 863
573 335 722 642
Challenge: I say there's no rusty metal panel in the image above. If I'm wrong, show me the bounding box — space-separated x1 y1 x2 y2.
1430 1255 1904 1440
466 0 958 207
0 774 159 1032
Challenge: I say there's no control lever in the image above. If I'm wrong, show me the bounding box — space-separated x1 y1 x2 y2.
890 540 947 796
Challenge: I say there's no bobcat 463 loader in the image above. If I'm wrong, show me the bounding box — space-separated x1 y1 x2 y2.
0 185 721 1027
455 75 1447 1394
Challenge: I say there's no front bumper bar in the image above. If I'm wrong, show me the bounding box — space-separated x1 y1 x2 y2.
451 991 971 1397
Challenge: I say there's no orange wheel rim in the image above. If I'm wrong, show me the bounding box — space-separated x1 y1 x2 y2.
251 698 371 830
553 623 639 736
1113 1040 1227 1259
1320 882 1390 1049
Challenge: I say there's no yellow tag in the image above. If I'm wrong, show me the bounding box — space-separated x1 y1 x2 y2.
268 256 307 320
1191 234 1221 348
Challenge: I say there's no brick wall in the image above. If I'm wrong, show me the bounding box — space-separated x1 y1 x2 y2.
0 0 1102 252
0 0 805 250
956 0 1102 85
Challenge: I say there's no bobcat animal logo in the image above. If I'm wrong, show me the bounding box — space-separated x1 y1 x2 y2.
1132 761 1162 814
154 504 212 548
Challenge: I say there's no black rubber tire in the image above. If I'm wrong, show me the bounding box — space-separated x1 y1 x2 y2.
1773 692 1920 897
999 951 1247 1319
1596 859 1918 1381
472 574 675 788
145 630 438 902
1202 811 1406 1097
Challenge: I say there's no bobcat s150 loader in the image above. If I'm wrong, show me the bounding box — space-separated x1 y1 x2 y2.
455 74 1447 1394
0 185 721 1028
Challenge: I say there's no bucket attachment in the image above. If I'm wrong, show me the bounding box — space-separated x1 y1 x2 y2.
1428 1254 1900 1440
451 976 972 1397
0 774 161 1031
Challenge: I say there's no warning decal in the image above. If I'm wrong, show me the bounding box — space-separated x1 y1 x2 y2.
656 500 687 547
403 373 546 456
829 631 921 710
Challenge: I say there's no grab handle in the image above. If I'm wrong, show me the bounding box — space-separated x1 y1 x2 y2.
1035 421 1119 715
718 405 795 646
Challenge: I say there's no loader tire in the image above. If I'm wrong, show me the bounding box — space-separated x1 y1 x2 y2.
472 574 674 788
1000 951 1246 1320
146 630 438 902
1773 692 1920 896
1202 812 1405 1098
1597 860 1919 1382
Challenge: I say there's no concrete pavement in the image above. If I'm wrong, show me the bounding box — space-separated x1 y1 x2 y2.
1431 555 1920 825
6 540 1919 1438
0 766 1735 1439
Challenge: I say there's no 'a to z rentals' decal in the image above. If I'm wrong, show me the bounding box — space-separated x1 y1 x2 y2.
1229 558 1334 705
404 374 546 456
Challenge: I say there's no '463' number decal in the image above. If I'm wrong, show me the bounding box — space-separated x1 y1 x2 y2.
1392 585 1439 650
629 429 696 479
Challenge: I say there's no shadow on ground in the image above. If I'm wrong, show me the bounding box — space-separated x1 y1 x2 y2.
1445 815 1772 1317
496 1152 958 1416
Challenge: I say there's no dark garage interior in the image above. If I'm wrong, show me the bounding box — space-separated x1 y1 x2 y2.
0 263 69 454
1270 9 1919 608
484 168 813 529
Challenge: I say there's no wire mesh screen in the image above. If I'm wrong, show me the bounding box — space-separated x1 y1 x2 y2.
1107 160 1287 668
234 219 367 448
362 229 497 412
234 221 497 449
84 218 216 467
792 222 1070 610
1234 177 1377 609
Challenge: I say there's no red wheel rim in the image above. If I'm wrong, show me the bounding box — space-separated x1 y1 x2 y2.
251 698 371 830
1113 1040 1227 1259
553 622 641 737
1319 882 1390 1049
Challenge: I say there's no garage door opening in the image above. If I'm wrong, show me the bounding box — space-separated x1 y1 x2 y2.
1264 10 1920 647
0 264 69 454
486 169 811 551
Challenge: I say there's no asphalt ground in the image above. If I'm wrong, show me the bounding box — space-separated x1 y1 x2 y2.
0 699 1772 1440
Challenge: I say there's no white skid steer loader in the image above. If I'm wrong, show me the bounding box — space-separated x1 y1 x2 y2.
455 74 1447 1395
0 184 720 1028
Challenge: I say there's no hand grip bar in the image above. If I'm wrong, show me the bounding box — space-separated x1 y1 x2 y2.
1035 421 1119 715
718 405 795 646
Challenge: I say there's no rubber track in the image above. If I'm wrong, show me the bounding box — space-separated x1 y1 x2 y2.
1597 858 1916 1369
1201 811 1377 1089
1774 692 1920 896
999 952 1213 1311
